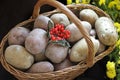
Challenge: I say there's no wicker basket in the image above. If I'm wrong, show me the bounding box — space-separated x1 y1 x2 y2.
0 0 115 80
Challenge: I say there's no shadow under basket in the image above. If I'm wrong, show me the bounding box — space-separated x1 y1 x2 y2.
0 0 115 80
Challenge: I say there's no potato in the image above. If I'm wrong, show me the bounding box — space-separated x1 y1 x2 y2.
25 28 48 54
34 52 47 62
54 58 73 71
96 41 106 56
28 61 54 73
45 43 68 63
79 9 98 26
90 29 96 38
81 21 92 32
95 17 118 45
5 45 34 70
70 37 99 62
34 15 54 30
50 13 70 27
65 21 91 42
8 27 30 45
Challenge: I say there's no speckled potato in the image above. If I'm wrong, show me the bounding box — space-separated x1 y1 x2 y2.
65 21 91 42
28 61 54 73
95 17 118 45
25 28 48 54
34 15 54 30
5 45 34 70
45 43 68 63
8 27 30 45
70 37 100 62
79 9 99 26
50 13 70 27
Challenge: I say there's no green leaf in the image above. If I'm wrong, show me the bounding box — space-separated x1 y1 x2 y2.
116 74 120 80
47 20 54 38
48 40 70 47
117 69 120 73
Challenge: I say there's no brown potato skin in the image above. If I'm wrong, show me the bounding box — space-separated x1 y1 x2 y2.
54 58 73 71
8 27 30 45
45 43 68 63
50 13 70 27
25 28 48 55
34 15 54 30
66 22 91 42
28 61 54 73
95 17 118 45
79 9 98 26
5 45 34 70
70 37 99 62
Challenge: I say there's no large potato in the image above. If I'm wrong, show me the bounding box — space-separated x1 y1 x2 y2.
5 45 34 70
8 27 30 45
25 28 48 54
66 21 91 42
70 37 99 62
50 13 70 27
34 15 54 30
79 9 99 26
95 17 118 45
45 43 68 63
28 61 54 73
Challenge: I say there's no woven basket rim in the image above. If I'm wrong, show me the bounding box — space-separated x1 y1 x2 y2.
0 1 115 80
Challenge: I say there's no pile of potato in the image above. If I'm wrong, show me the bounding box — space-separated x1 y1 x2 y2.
4 9 118 73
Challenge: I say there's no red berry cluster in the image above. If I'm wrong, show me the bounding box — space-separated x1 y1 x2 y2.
50 24 70 41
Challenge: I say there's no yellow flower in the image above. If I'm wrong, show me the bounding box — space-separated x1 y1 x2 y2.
117 59 120 64
67 0 72 5
116 3 120 10
114 22 120 28
108 1 117 8
106 61 116 71
108 0 120 10
106 61 116 79
99 0 105 6
75 0 80 4
106 70 116 79
115 39 120 47
79 0 90 4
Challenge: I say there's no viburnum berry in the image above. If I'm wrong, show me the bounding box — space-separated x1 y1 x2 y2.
49 24 70 41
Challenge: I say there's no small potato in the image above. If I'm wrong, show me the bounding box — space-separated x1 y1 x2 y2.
8 27 30 45
34 52 47 62
25 28 48 54
81 21 92 32
70 37 99 62
66 21 91 42
90 29 96 38
28 61 54 73
45 43 68 63
50 13 70 27
5 45 34 70
34 15 54 30
95 17 118 45
79 9 99 26
54 58 73 71
96 41 106 56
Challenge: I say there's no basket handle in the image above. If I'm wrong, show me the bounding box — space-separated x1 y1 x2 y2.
32 0 94 67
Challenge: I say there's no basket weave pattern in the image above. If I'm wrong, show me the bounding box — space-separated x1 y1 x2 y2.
0 0 115 80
